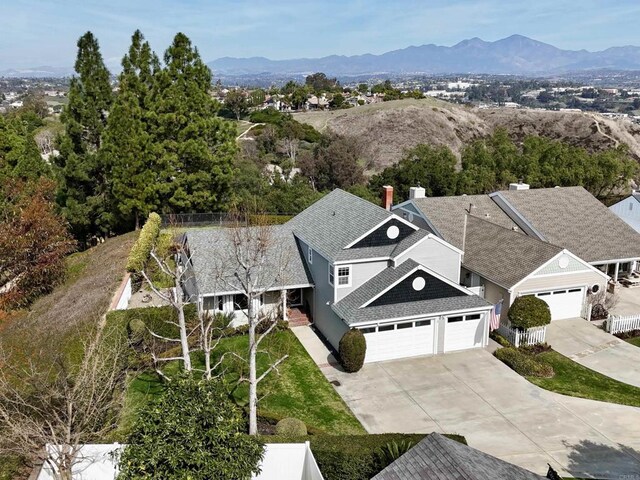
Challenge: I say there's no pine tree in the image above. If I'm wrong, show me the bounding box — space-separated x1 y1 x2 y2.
55 31 113 241
149 32 236 213
102 30 158 230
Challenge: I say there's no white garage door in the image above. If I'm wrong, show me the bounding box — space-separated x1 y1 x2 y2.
443 313 484 353
534 288 584 321
361 319 434 363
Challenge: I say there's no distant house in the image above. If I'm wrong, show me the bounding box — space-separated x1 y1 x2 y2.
609 191 640 233
372 433 546 480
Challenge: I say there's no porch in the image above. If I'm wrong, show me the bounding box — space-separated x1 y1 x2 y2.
594 260 638 285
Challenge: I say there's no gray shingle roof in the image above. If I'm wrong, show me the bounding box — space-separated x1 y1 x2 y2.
409 195 517 250
497 186 640 263
185 225 313 295
332 259 490 325
286 189 424 262
372 433 546 480
463 215 564 288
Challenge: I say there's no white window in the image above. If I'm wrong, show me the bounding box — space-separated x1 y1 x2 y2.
337 266 351 287
308 246 313 264
328 265 334 285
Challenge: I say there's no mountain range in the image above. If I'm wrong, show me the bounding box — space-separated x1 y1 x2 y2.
209 34 640 76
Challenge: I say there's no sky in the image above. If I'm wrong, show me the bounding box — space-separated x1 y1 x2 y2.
2 0 640 70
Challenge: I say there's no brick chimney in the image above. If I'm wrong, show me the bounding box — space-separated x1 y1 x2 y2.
382 185 393 211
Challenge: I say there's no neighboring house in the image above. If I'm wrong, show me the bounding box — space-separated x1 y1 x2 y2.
394 184 639 321
184 189 492 364
609 191 640 233
372 433 546 480
36 443 324 480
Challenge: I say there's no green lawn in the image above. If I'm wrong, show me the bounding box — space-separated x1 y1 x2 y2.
119 330 365 437
527 350 640 408
624 336 640 348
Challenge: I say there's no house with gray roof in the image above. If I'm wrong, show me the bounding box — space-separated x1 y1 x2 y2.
183 189 493 364
394 183 628 323
372 433 546 480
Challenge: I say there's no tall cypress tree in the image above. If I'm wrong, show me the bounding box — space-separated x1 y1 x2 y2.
55 31 113 241
149 32 236 213
102 30 158 230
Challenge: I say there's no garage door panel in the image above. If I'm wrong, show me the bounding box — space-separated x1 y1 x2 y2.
443 318 483 353
533 288 583 321
363 322 434 363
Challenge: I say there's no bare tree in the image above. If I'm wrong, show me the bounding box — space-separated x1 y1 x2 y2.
198 311 234 381
212 215 292 435
34 129 55 157
140 242 196 375
0 326 125 480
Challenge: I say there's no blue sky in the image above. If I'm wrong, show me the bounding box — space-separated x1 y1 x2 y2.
2 0 640 70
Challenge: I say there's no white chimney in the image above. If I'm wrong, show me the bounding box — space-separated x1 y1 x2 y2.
409 186 426 199
509 182 530 191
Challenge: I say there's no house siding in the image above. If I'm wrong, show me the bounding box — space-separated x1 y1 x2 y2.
299 239 349 349
395 237 461 283
610 196 640 233
534 255 591 275
335 260 389 302
515 271 605 297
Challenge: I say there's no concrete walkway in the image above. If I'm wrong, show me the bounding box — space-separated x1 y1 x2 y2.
293 325 640 479
546 318 640 388
291 325 340 368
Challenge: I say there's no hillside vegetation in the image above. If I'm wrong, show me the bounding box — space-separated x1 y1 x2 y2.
294 98 640 172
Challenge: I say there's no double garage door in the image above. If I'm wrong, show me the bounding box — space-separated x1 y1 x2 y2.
532 288 584 321
360 313 485 363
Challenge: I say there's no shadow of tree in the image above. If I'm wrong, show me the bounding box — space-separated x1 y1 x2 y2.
563 439 640 479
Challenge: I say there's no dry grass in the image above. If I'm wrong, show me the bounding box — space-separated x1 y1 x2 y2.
294 99 640 173
0 232 137 366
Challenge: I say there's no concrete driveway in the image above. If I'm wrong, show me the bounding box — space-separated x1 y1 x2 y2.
322 349 640 479
546 318 640 388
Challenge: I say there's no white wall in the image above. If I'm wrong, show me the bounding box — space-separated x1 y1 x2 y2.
610 197 640 233
394 237 461 283
335 260 388 301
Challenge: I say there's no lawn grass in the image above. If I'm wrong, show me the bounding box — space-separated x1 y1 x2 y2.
119 330 365 437
624 336 640 348
527 350 640 408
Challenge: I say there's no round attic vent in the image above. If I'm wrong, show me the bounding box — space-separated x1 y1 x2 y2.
386 225 400 239
558 255 570 269
412 277 426 291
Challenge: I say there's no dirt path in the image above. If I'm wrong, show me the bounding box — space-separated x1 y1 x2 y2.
236 122 264 140
590 114 620 147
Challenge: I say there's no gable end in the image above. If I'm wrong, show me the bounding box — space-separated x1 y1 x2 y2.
351 218 415 249
368 269 466 307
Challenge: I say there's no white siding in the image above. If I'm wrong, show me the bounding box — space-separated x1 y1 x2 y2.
394 237 461 283
610 197 640 233
335 261 388 301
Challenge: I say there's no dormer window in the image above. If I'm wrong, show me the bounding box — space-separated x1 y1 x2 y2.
337 266 352 287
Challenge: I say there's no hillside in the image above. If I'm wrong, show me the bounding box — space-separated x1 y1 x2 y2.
293 98 640 172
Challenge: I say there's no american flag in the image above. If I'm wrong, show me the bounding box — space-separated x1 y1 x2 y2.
489 300 503 331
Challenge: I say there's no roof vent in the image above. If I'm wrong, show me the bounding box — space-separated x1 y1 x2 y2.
484 213 490 218
512 226 519 231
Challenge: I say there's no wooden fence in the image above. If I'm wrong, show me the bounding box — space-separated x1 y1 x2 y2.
606 314 640 334
496 324 547 348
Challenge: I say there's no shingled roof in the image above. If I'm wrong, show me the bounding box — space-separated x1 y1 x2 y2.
286 189 425 262
332 259 490 324
463 215 564 288
494 186 640 263
409 194 517 250
372 433 546 480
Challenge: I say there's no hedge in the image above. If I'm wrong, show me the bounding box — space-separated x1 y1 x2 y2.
508 295 551 329
264 434 466 480
275 418 307 436
494 347 554 378
126 212 162 273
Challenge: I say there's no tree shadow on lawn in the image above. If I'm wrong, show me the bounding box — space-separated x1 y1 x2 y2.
563 439 640 479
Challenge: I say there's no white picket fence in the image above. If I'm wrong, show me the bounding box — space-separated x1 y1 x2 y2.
496 324 547 348
606 314 640 335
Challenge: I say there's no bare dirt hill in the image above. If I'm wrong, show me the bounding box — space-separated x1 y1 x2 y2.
294 98 640 172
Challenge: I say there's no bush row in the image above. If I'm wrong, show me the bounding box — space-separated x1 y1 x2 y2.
264 433 466 480
494 347 554 378
126 212 162 273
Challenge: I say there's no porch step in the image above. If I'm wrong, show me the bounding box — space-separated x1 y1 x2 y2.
288 308 311 327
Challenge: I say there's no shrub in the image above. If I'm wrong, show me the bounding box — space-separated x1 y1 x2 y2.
508 295 551 329
591 303 608 320
127 318 146 346
376 440 415 465
126 212 162 273
275 418 307 436
339 329 366 373
266 434 465 480
494 347 554 378
489 331 511 348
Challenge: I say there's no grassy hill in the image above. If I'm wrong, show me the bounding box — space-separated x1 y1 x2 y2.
293 98 640 173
